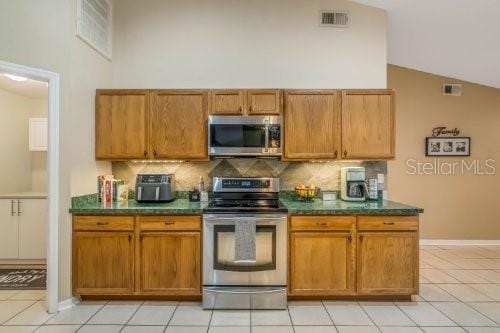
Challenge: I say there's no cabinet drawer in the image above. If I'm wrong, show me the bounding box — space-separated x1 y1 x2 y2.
139 216 201 231
357 216 418 231
73 216 134 231
290 216 355 232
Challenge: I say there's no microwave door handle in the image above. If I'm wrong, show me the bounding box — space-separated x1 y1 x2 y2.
264 119 269 152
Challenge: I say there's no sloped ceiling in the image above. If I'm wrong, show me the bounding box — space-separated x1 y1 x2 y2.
353 0 500 88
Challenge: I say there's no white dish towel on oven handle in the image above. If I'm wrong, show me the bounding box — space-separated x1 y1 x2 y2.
234 216 257 263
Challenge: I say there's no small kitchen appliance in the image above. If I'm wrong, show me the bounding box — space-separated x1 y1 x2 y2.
202 177 287 309
135 174 175 202
340 167 366 202
208 115 282 156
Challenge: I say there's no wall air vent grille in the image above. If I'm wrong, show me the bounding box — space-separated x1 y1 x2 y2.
319 11 349 27
443 84 462 96
76 0 112 59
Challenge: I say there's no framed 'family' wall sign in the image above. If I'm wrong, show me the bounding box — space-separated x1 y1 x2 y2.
425 127 471 157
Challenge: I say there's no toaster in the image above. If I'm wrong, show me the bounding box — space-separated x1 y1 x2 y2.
135 174 175 202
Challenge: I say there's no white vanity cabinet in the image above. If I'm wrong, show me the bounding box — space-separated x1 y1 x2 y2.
0 197 47 259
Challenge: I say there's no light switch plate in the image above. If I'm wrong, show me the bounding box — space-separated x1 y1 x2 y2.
377 173 385 184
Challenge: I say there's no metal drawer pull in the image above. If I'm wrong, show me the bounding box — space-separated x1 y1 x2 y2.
164 221 175 225
316 222 328 226
96 222 109 226
383 221 395 225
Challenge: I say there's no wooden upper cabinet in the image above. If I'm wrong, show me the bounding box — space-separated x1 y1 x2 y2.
289 232 355 296
209 90 245 115
246 89 282 115
95 90 149 160
341 90 395 159
139 232 201 295
357 231 418 295
283 90 340 160
73 231 134 295
150 90 208 160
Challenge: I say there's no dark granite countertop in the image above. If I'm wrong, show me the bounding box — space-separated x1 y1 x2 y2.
70 194 206 215
280 198 423 216
70 193 423 216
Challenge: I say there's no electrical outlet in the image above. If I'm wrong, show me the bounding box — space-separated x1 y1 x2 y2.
377 173 385 184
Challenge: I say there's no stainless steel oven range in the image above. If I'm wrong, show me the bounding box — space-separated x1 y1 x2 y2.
202 177 287 309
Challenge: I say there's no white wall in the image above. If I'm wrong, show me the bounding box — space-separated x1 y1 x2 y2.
112 0 387 88
0 89 35 193
0 0 113 302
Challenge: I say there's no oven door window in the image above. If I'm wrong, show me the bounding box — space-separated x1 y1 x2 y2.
210 124 266 147
213 225 276 272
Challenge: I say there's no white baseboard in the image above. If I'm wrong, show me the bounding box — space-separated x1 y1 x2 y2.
421 239 500 246
58 297 80 311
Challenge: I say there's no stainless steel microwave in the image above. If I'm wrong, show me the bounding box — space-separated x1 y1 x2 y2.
208 115 282 157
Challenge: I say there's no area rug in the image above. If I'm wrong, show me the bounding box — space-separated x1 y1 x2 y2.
0 269 46 290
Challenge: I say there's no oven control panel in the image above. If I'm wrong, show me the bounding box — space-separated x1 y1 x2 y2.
222 179 270 189
213 177 280 193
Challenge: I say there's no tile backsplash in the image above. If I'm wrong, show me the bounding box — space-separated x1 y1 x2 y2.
112 159 387 192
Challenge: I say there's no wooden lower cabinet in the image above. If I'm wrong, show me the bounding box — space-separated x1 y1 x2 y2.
357 231 418 295
289 232 355 296
289 215 419 298
72 214 419 299
73 231 135 295
72 215 201 297
139 232 201 295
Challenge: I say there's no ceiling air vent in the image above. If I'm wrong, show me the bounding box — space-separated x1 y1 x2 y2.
76 0 113 59
319 11 349 28
443 84 462 96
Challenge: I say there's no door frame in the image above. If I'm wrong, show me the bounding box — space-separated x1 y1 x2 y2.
0 60 60 314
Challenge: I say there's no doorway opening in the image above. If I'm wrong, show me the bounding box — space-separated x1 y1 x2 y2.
0 60 59 314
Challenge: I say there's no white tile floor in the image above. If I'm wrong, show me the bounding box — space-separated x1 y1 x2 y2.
4 246 500 332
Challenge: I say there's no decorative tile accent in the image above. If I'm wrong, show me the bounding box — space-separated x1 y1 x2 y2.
112 160 388 192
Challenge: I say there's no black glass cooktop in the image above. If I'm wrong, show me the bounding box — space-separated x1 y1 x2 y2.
203 199 288 213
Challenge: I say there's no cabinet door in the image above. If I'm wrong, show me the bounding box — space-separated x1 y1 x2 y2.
18 199 47 259
29 118 48 151
247 90 281 115
209 90 245 115
96 90 149 159
289 232 355 296
151 90 208 160
284 90 340 160
73 232 134 295
341 90 395 159
0 199 19 259
357 232 418 295
139 232 201 295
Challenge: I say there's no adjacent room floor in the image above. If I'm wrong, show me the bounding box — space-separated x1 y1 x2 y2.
3 245 500 332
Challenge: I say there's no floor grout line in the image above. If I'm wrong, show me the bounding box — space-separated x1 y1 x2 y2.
75 300 109 332
118 301 144 332
320 300 338 332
